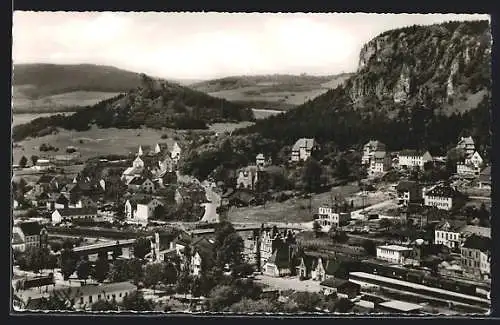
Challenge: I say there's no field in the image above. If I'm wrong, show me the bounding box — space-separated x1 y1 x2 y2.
12 112 74 127
12 90 121 113
12 125 182 164
208 121 255 134
198 74 353 111
227 183 392 224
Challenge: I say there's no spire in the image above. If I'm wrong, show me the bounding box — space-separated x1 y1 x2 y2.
138 146 143 156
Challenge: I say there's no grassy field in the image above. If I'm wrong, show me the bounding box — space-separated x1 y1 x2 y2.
12 112 74 127
12 125 183 164
12 90 121 112
227 183 393 224
205 74 353 110
208 121 255 134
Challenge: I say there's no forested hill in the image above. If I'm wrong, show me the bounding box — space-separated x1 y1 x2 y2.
13 64 144 98
238 20 492 156
12 74 254 141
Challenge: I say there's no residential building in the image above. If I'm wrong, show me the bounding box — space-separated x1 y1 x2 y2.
296 255 315 279
51 208 98 225
317 206 351 231
12 222 47 252
291 138 318 162
122 156 145 183
456 161 480 177
456 136 476 156
362 140 386 165
397 150 433 169
319 278 361 298
309 256 342 282
369 151 391 175
127 176 155 193
477 166 491 189
124 197 164 225
190 237 215 276
376 245 413 264
423 185 459 211
460 225 491 239
256 153 268 168
467 151 484 167
396 180 422 206
236 166 261 190
170 142 182 163
434 220 464 249
461 234 491 280
262 246 292 277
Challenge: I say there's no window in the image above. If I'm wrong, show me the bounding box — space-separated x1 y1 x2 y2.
119 293 122 298
89 296 93 303
98 294 101 300
80 297 84 304
112 294 116 300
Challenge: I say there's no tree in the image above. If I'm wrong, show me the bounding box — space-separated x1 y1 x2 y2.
229 298 277 313
207 285 239 312
19 156 28 168
153 205 166 220
143 262 165 287
91 299 119 311
379 218 392 231
312 220 322 238
334 157 351 180
133 237 151 260
302 158 323 194
361 239 377 256
60 248 78 280
21 247 53 273
76 259 90 284
329 229 349 244
213 221 244 272
163 262 178 285
121 292 155 311
334 298 354 313
30 155 39 166
112 242 122 260
34 293 73 311
291 291 323 312
94 252 110 282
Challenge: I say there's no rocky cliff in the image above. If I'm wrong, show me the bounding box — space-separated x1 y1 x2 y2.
348 20 491 115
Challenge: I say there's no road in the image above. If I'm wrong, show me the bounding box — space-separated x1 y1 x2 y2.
350 199 396 220
200 183 221 223
468 196 491 201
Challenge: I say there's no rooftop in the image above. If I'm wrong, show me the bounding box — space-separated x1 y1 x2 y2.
18 222 42 236
425 185 458 198
398 149 430 157
460 225 491 239
397 180 418 192
379 300 423 312
292 138 316 151
377 245 413 252
364 140 386 151
54 207 98 216
462 234 491 253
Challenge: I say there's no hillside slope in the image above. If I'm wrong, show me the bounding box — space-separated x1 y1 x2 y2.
190 73 353 110
238 20 491 155
13 74 254 141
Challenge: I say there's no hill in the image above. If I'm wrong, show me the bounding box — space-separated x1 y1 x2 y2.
12 73 254 142
12 64 203 113
189 73 353 110
237 20 492 155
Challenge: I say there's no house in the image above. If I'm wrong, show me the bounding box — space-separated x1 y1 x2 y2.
255 153 269 168
467 151 484 168
40 282 137 311
434 220 464 249
461 234 491 280
190 237 215 276
397 150 433 169
296 255 315 279
12 222 47 252
122 156 145 183
291 138 318 162
127 176 155 193
362 140 386 165
316 206 351 231
236 166 260 190
51 208 98 225
477 166 491 189
423 184 460 211
396 180 422 206
309 256 343 282
456 136 476 156
262 246 292 277
124 197 164 225
32 159 53 171
377 300 423 314
310 257 328 281
376 245 413 264
369 151 391 175
319 278 361 299
170 142 182 162
456 161 480 177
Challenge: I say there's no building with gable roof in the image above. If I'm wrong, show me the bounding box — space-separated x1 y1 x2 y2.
124 196 164 225
51 207 98 225
127 176 155 193
434 220 466 249
456 136 476 156
369 151 391 175
461 234 491 280
396 180 422 206
12 221 47 252
362 140 386 165
397 150 433 169
291 138 318 162
477 166 491 189
423 184 460 211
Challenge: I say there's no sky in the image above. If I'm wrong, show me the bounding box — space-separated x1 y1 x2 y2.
12 12 490 80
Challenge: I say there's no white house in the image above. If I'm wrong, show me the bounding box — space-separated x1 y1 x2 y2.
60 282 137 311
467 151 484 167
124 197 164 225
122 156 145 183
12 222 45 252
291 138 317 162
397 150 432 169
170 142 182 163
457 151 483 177
317 206 351 231
376 245 414 264
434 221 463 249
369 151 391 175
457 136 476 156
423 185 458 211
362 140 386 165
127 176 155 193
236 166 260 190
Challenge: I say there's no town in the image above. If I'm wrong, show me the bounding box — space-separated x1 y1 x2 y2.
12 132 491 314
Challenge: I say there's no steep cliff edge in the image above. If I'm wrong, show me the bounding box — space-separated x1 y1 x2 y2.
348 20 491 116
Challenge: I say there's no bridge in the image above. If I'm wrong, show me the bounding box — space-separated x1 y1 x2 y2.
188 223 306 237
